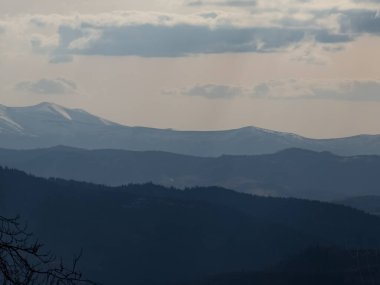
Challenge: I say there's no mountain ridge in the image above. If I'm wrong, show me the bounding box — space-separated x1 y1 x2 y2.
1 146 380 200
1 102 380 156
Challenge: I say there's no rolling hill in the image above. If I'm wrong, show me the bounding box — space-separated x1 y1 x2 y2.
1 146 380 200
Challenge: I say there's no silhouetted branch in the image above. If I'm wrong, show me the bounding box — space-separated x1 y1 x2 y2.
0 215 96 285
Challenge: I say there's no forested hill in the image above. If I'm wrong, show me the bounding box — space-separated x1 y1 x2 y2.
336 196 380 216
1 146 380 200
181 247 380 285
1 167 380 284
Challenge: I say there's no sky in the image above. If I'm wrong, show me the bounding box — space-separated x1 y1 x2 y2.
0 0 380 138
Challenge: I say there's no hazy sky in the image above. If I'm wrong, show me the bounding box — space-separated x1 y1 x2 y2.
1 0 380 138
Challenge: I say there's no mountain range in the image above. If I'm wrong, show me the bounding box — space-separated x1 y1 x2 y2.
1 102 380 156
1 146 379 200
2 167 380 285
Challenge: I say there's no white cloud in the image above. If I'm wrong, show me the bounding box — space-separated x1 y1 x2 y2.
15 78 77 95
168 78 380 101
182 84 243 99
186 0 257 7
250 79 380 101
171 79 380 101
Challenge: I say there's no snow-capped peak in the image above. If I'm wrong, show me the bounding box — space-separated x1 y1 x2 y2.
29 102 72 120
49 103 72 121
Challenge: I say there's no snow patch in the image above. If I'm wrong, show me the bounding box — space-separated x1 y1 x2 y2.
99 118 113 126
33 102 73 120
247 126 304 140
50 104 72 121
0 108 24 131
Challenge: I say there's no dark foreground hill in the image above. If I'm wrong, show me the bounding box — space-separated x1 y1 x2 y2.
1 168 380 284
182 247 380 285
1 146 380 200
337 196 380 216
2 102 380 157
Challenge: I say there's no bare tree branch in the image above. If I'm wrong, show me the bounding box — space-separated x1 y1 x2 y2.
0 215 96 285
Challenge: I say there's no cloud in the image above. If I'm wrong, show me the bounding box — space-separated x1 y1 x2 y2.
251 79 315 99
252 83 270 98
289 39 333 65
186 0 257 7
1 6 380 62
339 9 380 35
51 19 355 59
198 12 219 19
49 54 74 63
312 80 380 101
15 78 77 95
250 79 380 101
41 9 362 60
174 79 380 101
352 0 380 2
59 24 313 57
221 0 256 6
183 84 242 99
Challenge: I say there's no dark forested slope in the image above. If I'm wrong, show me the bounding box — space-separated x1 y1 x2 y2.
181 247 380 285
1 167 380 284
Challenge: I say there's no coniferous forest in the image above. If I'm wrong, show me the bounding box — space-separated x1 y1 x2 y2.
2 166 380 284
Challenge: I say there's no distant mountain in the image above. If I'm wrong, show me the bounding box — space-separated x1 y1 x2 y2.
2 167 380 284
1 146 380 200
2 102 380 156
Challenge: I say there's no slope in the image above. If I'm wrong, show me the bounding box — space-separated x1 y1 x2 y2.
1 168 380 283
